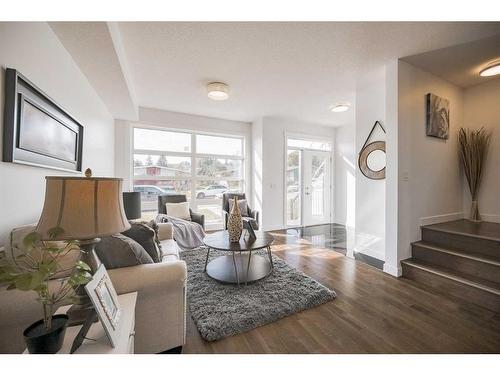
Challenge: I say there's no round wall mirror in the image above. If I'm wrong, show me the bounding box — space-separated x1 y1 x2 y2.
358 141 386 180
366 149 386 172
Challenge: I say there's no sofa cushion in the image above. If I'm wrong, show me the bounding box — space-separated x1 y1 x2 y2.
95 233 154 269
159 239 180 262
121 222 161 263
5 224 79 279
157 222 173 241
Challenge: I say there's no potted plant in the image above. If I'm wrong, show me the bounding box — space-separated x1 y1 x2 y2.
458 127 492 222
0 227 92 354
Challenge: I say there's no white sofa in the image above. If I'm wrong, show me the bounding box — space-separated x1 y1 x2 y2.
0 222 187 354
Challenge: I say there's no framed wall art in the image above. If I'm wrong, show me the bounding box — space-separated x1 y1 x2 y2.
426 93 449 139
3 68 84 172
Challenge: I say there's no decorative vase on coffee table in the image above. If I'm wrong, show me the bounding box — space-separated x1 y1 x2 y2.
227 197 243 242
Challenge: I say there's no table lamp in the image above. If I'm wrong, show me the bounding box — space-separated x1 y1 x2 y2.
36 169 130 325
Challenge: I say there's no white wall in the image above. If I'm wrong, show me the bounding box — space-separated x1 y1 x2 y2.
384 60 400 276
463 78 500 223
396 60 464 264
255 117 335 230
353 67 387 261
252 118 264 216
334 124 356 228
0 22 115 246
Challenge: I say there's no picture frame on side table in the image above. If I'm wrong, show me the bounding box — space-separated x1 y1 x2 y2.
84 265 122 348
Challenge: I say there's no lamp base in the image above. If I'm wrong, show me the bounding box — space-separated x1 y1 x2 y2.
67 238 101 327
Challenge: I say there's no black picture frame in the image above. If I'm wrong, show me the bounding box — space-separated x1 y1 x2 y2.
3 68 84 172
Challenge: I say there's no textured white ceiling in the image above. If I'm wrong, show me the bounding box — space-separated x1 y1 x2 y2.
402 34 500 88
50 22 138 120
52 22 500 126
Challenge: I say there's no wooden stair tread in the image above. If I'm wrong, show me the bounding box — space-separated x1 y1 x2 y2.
413 241 500 266
401 258 500 296
423 219 500 243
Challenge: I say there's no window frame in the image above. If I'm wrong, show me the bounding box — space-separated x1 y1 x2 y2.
132 125 245 229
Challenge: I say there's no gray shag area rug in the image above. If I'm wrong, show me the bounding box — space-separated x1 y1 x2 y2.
180 247 336 341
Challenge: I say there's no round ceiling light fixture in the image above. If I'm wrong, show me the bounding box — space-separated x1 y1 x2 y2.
479 61 500 77
330 103 350 113
207 82 229 100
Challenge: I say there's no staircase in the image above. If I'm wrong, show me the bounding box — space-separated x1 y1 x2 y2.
401 219 500 312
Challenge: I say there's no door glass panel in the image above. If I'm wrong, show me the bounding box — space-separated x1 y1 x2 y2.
302 151 331 226
286 149 301 226
311 155 326 217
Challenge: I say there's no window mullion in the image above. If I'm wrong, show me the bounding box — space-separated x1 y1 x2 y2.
191 133 196 210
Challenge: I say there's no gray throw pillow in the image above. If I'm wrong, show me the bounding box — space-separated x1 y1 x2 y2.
95 233 153 269
121 221 161 263
228 198 249 216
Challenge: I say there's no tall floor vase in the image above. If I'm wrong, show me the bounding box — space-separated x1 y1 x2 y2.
458 127 491 223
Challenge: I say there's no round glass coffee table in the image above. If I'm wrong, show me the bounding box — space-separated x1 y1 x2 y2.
203 231 274 286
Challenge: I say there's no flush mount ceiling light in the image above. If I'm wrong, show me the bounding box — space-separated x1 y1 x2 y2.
330 103 350 113
479 62 500 77
207 82 229 100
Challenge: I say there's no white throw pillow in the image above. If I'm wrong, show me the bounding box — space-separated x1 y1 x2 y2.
165 202 191 221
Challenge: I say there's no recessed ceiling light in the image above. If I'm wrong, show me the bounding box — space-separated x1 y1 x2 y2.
479 62 500 77
207 82 229 100
330 103 350 113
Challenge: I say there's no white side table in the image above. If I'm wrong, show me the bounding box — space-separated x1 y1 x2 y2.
24 292 137 354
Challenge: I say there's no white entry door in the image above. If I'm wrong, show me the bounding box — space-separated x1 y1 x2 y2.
302 150 331 226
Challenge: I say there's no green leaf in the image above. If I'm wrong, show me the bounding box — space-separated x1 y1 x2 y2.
45 247 63 254
68 271 92 286
29 270 46 290
39 262 57 275
23 231 41 248
47 227 64 240
75 260 91 272
15 274 33 291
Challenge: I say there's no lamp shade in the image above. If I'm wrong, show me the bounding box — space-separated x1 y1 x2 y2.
122 192 142 220
36 176 131 240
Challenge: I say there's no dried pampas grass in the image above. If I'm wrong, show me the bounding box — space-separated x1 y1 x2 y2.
458 127 491 222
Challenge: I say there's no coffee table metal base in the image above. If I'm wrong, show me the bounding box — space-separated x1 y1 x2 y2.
206 254 272 285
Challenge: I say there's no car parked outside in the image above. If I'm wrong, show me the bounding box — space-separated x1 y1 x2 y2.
196 184 229 199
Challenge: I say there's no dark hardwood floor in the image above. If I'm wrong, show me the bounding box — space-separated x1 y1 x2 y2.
183 225 500 354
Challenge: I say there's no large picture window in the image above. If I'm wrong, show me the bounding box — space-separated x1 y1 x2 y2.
133 127 245 228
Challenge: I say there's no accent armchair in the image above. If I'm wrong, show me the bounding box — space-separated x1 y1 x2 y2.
222 192 259 230
158 194 205 229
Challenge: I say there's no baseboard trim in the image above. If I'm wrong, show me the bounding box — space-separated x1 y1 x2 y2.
383 262 402 277
481 214 500 223
353 251 384 270
420 212 464 227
